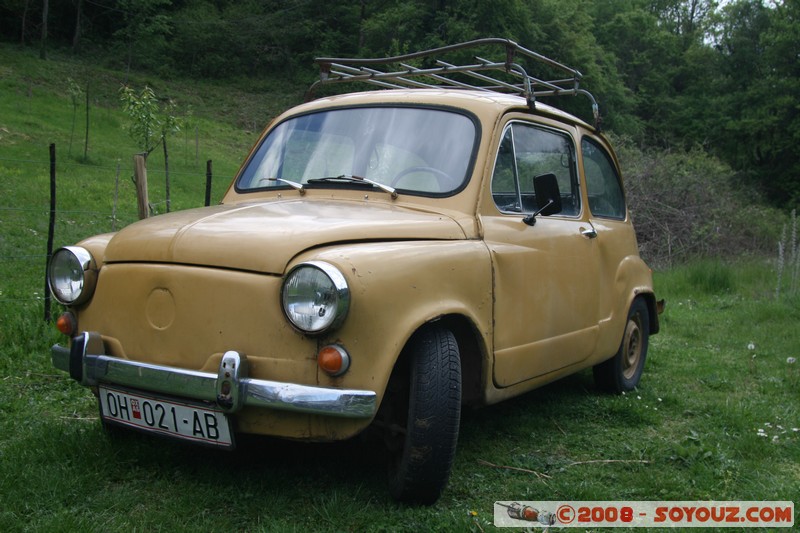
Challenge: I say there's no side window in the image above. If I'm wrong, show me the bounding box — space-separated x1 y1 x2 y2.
491 122 580 216
490 129 520 212
582 137 626 219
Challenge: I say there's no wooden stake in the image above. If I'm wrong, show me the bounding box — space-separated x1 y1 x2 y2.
133 153 149 219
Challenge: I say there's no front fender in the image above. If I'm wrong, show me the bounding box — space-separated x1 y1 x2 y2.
76 233 116 265
291 240 493 406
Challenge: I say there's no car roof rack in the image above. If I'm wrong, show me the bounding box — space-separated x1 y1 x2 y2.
307 37 600 129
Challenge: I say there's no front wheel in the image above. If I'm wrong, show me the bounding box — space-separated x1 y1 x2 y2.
593 297 650 393
387 326 461 505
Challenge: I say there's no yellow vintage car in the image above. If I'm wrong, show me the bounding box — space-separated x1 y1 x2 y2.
48 39 660 504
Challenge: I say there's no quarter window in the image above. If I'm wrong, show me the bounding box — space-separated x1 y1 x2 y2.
582 137 626 219
491 123 580 217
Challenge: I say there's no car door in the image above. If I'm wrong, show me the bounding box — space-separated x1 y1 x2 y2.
581 135 637 330
481 119 601 387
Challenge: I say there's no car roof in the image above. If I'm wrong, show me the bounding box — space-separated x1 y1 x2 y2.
287 88 594 131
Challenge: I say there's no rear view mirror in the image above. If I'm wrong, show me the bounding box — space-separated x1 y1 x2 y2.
523 173 562 225
533 173 562 215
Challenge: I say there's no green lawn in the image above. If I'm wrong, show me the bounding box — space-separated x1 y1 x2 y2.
2 261 797 531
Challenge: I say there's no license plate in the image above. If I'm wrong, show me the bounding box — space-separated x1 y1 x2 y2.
98 385 234 449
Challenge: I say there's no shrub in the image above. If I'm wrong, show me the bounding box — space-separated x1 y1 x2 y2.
614 135 781 268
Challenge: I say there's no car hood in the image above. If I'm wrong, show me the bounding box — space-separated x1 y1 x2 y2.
104 199 467 274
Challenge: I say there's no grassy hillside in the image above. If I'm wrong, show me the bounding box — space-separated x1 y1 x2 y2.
0 41 307 210
1 45 797 531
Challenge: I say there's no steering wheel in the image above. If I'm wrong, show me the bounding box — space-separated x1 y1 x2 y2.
390 166 455 190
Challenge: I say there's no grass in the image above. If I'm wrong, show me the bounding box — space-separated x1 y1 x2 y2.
1 43 798 531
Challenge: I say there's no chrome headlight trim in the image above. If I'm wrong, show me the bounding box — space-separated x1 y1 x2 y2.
281 261 350 334
47 246 97 306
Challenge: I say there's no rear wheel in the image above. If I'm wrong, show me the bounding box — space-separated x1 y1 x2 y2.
387 326 461 505
593 297 650 393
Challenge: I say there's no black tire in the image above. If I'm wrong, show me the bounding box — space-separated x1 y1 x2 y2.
593 297 650 393
387 326 461 505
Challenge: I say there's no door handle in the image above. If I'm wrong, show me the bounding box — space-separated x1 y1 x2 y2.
581 227 597 239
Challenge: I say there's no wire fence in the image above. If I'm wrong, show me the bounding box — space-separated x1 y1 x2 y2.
0 146 216 318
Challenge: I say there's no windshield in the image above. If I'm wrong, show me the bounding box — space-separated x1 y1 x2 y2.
236 107 477 195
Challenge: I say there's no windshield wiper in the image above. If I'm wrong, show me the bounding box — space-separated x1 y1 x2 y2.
268 177 305 195
307 175 397 199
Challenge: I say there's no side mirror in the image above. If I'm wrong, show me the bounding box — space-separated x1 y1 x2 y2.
523 173 562 226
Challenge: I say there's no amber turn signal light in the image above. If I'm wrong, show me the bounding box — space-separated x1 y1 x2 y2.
317 345 350 377
56 312 77 336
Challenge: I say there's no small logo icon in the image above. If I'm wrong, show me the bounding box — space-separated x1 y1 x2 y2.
556 504 576 524
500 502 556 525
131 399 142 419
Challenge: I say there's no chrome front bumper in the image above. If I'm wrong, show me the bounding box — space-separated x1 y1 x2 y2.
52 332 377 418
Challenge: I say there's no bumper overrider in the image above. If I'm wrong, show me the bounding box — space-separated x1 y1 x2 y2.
52 332 378 418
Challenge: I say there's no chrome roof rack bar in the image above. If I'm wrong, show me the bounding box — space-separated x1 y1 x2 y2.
399 62 495 93
307 37 601 129
328 63 408 90
436 59 525 95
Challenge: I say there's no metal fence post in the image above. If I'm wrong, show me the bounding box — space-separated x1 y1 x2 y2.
205 159 213 207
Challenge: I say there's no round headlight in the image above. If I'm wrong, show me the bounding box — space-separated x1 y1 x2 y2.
282 261 349 334
48 246 97 306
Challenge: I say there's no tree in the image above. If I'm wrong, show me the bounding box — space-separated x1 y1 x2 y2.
159 98 180 212
39 0 48 59
83 79 90 160
21 0 30 44
66 77 82 156
72 0 83 51
114 0 171 77
120 85 162 157
712 0 800 208
120 85 181 212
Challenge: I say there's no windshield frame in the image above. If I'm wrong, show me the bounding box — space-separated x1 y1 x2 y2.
234 104 481 198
